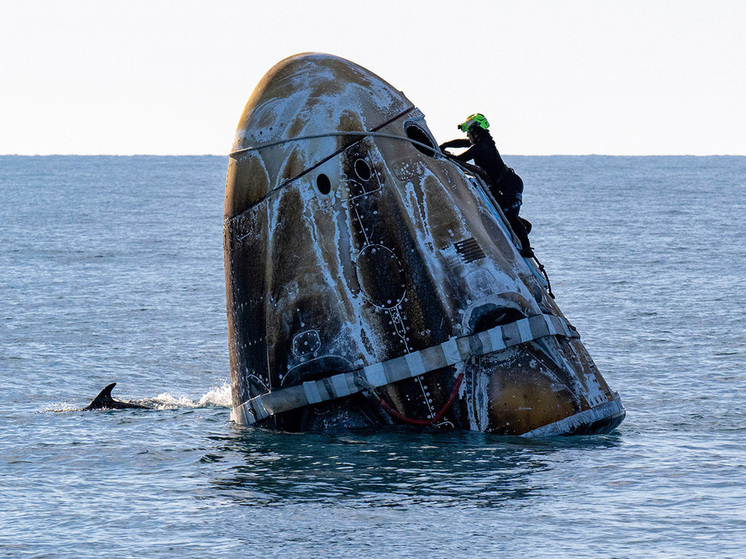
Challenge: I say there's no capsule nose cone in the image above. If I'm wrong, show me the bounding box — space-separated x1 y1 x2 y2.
226 53 416 218
232 53 412 152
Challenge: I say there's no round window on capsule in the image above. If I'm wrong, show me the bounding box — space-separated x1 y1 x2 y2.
316 173 331 194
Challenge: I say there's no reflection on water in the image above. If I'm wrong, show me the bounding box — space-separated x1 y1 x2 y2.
206 427 621 508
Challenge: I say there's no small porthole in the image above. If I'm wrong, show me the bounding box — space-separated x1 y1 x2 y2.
354 159 371 181
316 174 331 194
405 124 437 157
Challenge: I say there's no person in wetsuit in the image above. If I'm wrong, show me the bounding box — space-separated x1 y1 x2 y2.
440 113 533 257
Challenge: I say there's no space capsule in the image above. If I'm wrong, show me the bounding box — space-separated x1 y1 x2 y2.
224 53 624 434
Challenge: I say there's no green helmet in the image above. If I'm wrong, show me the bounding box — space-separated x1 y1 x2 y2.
458 113 489 133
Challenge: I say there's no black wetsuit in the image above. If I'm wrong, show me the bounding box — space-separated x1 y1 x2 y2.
440 133 531 253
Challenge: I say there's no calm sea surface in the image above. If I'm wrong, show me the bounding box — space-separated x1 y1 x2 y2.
1 155 744 558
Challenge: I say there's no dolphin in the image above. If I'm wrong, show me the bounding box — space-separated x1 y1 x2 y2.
84 383 150 410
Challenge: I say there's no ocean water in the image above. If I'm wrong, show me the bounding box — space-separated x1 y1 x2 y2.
1 155 744 558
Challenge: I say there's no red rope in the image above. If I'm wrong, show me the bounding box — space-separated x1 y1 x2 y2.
378 372 464 426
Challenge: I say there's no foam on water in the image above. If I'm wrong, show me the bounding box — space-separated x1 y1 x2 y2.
152 381 232 409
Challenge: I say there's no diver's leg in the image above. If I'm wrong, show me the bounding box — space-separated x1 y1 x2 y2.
504 202 533 257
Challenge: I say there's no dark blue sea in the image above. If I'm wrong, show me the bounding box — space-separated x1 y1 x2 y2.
1 155 744 558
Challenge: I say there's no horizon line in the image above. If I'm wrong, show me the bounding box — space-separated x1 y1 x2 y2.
2 153 745 158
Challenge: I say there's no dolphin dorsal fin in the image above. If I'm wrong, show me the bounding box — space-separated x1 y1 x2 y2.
85 382 117 410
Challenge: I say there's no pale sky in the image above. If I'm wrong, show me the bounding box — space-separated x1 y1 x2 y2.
1 0 744 155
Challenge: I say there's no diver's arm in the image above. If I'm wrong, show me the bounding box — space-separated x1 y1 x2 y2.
439 138 471 150
452 145 476 162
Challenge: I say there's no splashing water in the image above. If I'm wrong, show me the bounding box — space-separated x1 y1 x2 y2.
151 382 232 409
